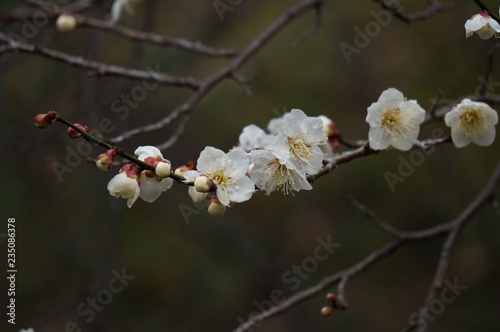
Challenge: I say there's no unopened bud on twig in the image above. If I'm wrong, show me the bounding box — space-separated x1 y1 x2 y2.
194 175 214 193
96 149 117 171
326 293 336 302
155 161 172 178
56 14 77 32
321 306 333 317
34 111 57 129
67 124 90 139
174 161 196 177
207 197 226 217
188 186 208 204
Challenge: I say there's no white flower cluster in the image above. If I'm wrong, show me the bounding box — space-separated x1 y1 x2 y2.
465 10 500 39
106 92 497 214
107 146 173 208
107 109 329 215
182 109 328 215
367 88 498 150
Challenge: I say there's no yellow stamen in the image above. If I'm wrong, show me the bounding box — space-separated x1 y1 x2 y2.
457 108 486 136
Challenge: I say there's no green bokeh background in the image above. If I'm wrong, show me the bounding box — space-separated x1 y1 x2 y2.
1 0 500 331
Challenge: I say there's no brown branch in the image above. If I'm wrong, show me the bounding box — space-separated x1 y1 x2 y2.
155 114 191 151
0 32 201 89
347 194 405 238
372 0 454 24
108 0 325 144
234 160 500 332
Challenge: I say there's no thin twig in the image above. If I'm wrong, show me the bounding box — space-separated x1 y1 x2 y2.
373 0 454 24
347 194 404 238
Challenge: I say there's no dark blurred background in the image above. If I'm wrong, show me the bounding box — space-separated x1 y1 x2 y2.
1 0 500 331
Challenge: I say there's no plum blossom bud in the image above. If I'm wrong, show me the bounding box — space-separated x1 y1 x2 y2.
107 164 141 208
326 293 336 302
56 14 77 32
155 161 171 178
318 115 336 137
174 161 196 177
194 175 214 193
207 197 226 217
34 111 57 129
67 124 90 139
96 149 117 171
318 115 341 152
321 306 333 316
188 186 208 203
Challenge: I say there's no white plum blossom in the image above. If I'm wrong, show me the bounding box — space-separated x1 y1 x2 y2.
237 124 270 151
444 98 498 148
465 11 500 40
111 0 142 24
267 109 326 174
107 165 141 208
195 146 255 206
249 149 312 194
183 169 201 183
366 87 426 151
135 145 163 161
134 146 173 203
267 115 285 135
138 172 173 203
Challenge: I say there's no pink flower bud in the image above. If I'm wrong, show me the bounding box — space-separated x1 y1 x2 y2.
34 111 57 129
144 156 161 167
326 293 336 302
174 161 196 177
96 149 117 171
67 124 90 139
120 163 142 180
